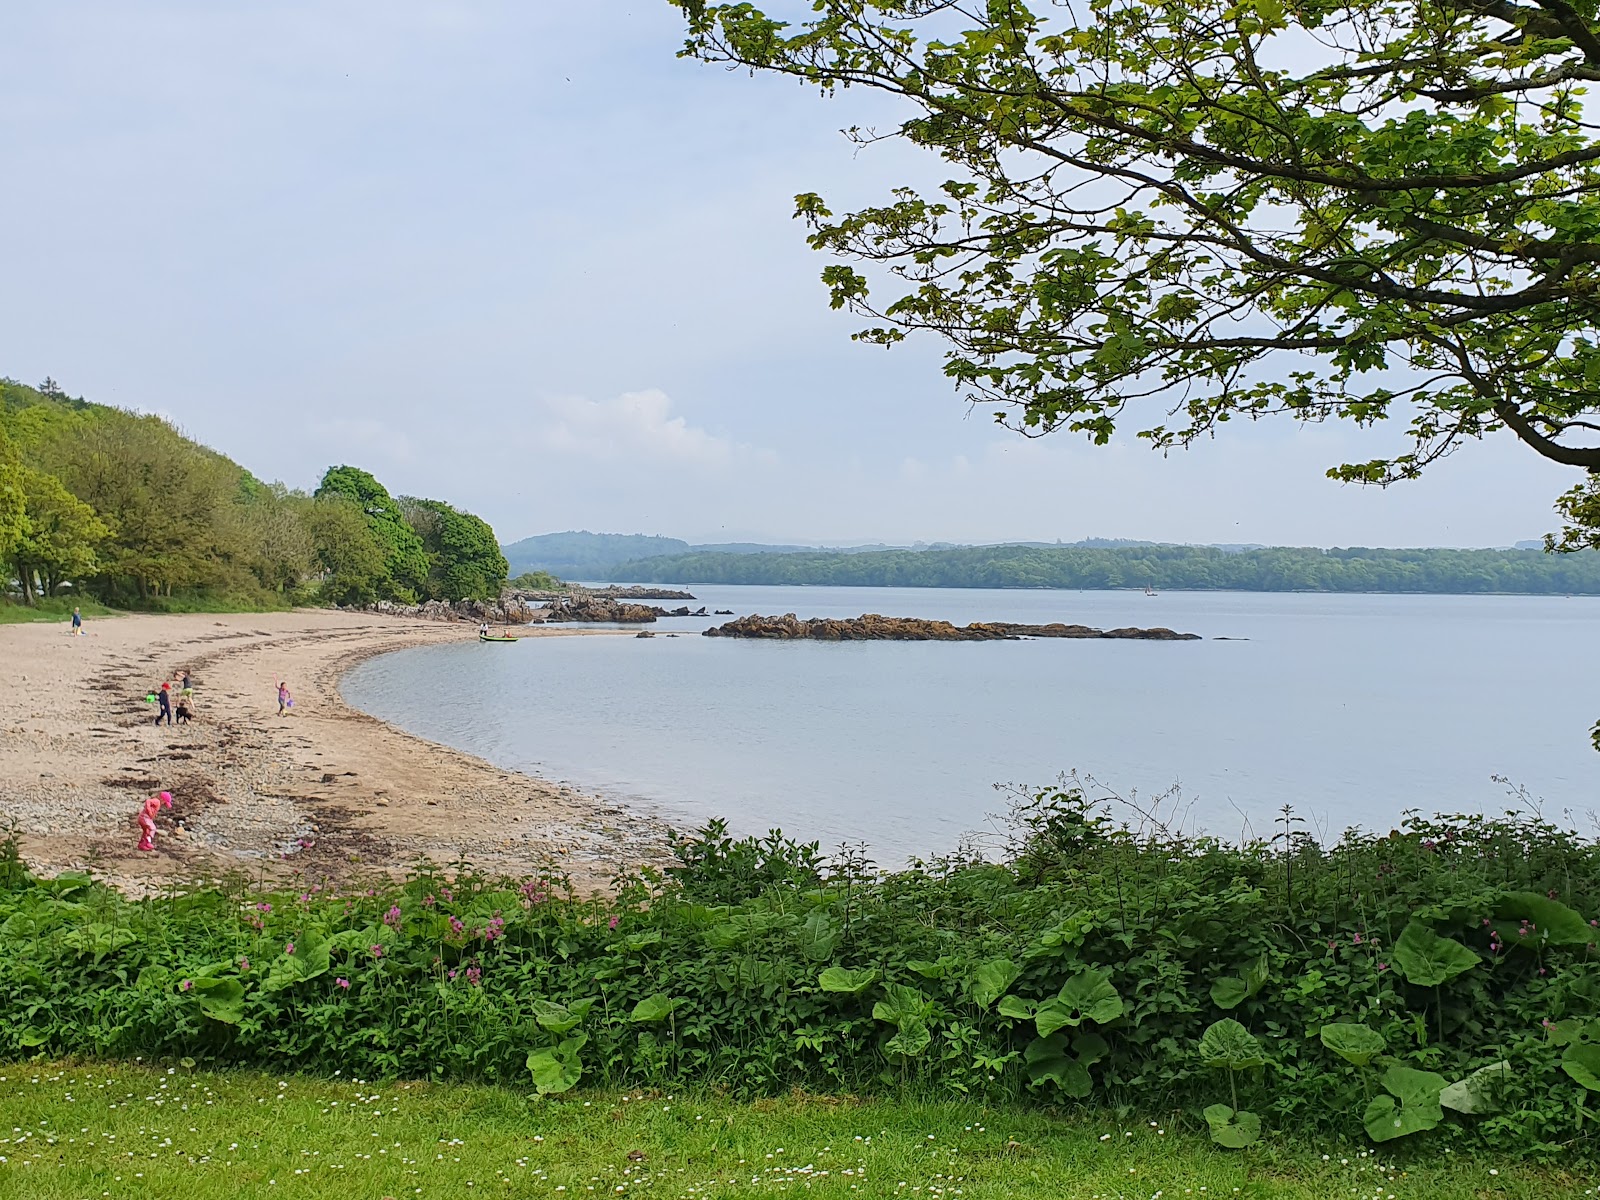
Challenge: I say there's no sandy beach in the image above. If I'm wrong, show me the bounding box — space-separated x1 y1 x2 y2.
0 610 668 894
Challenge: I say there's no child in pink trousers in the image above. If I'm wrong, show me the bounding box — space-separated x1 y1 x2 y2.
136 791 173 852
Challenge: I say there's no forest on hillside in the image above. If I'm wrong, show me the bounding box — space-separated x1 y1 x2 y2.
606 543 1600 594
0 378 506 610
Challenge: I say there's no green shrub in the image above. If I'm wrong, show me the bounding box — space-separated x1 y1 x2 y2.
0 788 1596 1160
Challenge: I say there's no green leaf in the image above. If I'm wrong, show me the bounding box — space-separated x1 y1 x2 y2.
1364 1065 1446 1142
1024 1033 1091 1096
996 995 1036 1021
526 1033 586 1095
1562 1042 1600 1091
885 1022 932 1058
1203 1103 1261 1149
1073 1030 1109 1066
190 977 245 1024
872 983 934 1031
1494 892 1593 947
532 999 584 1034
1212 954 1271 1009
1440 1061 1511 1114
629 993 683 1023
1198 1019 1266 1071
16 1029 48 1048
1036 968 1122 1036
794 909 842 961
1391 922 1478 987
817 967 878 996
970 958 1021 1009
1319 1023 1387 1067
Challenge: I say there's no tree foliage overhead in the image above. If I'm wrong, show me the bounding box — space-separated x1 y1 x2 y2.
673 0 1600 544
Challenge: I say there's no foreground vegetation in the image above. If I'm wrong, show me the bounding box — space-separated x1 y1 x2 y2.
0 1064 1581 1200
608 543 1600 594
2 787 1597 1163
0 377 508 610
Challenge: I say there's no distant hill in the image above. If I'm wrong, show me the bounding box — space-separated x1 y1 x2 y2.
598 543 1600 595
501 532 692 579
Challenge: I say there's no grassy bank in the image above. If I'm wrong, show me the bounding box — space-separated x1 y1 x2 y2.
2 791 1597 1161
0 1063 1581 1199
0 597 117 624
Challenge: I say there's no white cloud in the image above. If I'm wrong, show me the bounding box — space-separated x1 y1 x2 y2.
531 389 768 469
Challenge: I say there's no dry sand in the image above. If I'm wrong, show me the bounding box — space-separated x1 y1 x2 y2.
0 610 670 893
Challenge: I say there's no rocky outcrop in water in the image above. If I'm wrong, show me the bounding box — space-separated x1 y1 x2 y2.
542 595 662 623
592 585 697 601
362 597 541 624
702 613 1201 641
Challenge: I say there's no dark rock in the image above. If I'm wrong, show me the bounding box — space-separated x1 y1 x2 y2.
591 586 697 601
713 609 734 615
702 613 1201 641
543 595 660 623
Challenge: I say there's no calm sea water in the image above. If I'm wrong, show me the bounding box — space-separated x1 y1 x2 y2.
340 586 1600 863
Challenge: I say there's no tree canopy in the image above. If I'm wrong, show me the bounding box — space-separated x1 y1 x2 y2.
673 0 1600 546
314 466 432 604
401 497 510 602
1 378 509 611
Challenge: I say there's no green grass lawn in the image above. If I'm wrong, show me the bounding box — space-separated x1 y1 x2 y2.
0 598 118 625
0 1064 1586 1200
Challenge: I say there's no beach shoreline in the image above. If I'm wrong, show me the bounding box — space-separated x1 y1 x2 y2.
0 609 669 894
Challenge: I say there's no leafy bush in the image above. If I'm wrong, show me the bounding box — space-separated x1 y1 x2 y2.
1 788 1597 1160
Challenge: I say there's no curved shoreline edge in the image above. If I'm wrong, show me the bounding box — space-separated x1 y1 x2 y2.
0 610 668 895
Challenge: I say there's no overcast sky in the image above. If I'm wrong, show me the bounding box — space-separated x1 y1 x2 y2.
0 1 1578 547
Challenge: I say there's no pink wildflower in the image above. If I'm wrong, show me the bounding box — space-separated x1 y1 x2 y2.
608 915 619 930
369 943 383 959
336 977 351 989
285 941 295 955
465 966 482 987
179 979 193 992
422 893 436 908
238 956 250 972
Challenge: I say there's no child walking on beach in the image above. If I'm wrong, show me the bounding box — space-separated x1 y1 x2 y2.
135 791 172 852
277 681 292 716
154 682 173 726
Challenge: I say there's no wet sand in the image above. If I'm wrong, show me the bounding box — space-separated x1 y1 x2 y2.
0 610 668 894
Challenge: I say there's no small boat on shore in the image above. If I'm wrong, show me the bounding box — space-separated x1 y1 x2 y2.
478 632 520 643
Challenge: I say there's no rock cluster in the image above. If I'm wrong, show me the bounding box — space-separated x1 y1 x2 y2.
541 595 663 623
702 613 1201 641
362 597 541 625
591 585 697 600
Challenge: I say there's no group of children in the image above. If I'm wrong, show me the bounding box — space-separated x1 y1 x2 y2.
150 670 196 726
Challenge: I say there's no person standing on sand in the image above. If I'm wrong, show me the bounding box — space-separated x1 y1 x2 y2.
277 681 292 716
71 607 82 636
154 681 173 726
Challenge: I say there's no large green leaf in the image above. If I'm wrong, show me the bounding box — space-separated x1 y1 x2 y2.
629 993 684 1023
996 995 1036 1021
1203 1103 1261 1149
261 937 332 992
1440 1061 1511 1114
794 909 842 961
532 999 590 1034
969 958 1021 1009
1024 1033 1091 1097
1364 1065 1446 1142
1036 968 1122 1036
1494 892 1593 947
1319 1023 1387 1067
1391 922 1478 987
1562 1042 1600 1091
817 966 878 995
1210 954 1270 1010
872 983 934 1031
526 1032 587 1095
59 923 138 960
1198 1019 1265 1071
885 1022 932 1058
189 977 245 1024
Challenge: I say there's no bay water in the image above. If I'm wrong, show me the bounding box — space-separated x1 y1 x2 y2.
340 586 1600 863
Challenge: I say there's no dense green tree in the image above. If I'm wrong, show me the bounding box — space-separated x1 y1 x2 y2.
8 466 108 601
673 0 1600 545
0 427 26 562
308 493 389 606
315 466 430 603
401 497 509 602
